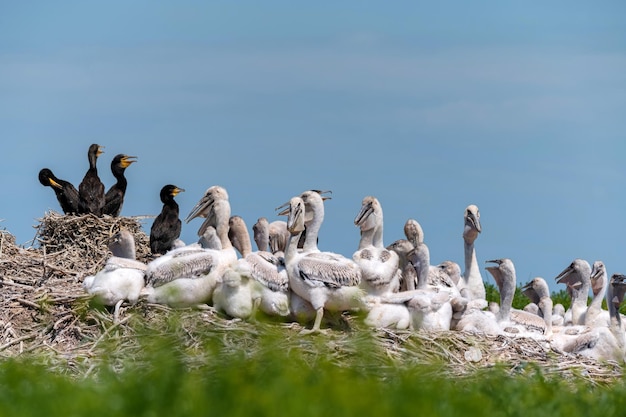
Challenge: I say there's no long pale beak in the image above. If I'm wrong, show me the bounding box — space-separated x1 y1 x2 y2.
354 202 373 226
185 194 213 223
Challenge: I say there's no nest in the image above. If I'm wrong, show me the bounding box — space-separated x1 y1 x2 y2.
0 212 623 383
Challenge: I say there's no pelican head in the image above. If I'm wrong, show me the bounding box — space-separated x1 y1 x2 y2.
485 258 515 291
403 219 424 246
185 185 229 223
610 273 626 311
590 261 607 298
463 205 481 242
285 196 306 235
554 259 590 290
354 196 379 232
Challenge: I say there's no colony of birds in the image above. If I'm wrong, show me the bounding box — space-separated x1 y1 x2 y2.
2 143 623 379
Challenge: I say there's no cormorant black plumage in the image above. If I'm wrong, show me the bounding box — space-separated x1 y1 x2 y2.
78 143 105 215
150 184 185 255
103 154 137 217
38 168 80 214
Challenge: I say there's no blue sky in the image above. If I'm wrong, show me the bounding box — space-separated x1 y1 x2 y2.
1 1 625 293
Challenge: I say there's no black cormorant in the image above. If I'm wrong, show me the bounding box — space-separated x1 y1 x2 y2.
103 154 137 217
78 143 105 215
38 168 80 214
150 184 185 255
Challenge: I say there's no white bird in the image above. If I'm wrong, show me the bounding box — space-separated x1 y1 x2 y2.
142 185 237 308
486 258 548 338
386 218 423 292
362 295 411 330
281 194 364 335
554 258 591 326
386 238 417 292
83 230 146 321
585 261 610 328
457 205 485 301
353 196 400 296
212 263 255 320
551 273 626 362
253 217 290 255
228 215 290 318
521 277 555 337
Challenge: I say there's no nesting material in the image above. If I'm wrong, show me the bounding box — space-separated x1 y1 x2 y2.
0 213 622 383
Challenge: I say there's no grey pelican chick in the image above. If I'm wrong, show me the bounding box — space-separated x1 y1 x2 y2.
212 263 255 320
521 277 554 337
486 259 547 338
457 205 485 300
585 261 610 328
386 238 417 292
362 295 411 330
353 196 400 296
254 217 290 255
83 230 146 322
551 273 626 362
555 259 591 326
228 215 290 318
281 195 364 335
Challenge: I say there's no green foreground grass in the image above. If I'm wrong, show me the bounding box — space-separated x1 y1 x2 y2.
1 323 625 417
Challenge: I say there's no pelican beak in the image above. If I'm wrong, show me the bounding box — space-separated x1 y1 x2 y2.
354 201 374 226
555 263 575 285
485 259 503 287
185 192 213 223
311 189 332 201
275 201 290 216
466 209 481 233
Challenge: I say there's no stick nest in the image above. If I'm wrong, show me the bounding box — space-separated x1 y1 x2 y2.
0 212 622 383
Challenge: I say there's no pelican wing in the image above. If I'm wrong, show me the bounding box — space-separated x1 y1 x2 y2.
296 254 361 288
245 252 289 292
146 250 217 287
105 257 148 273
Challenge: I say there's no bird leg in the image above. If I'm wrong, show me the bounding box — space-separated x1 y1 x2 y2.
113 299 124 324
300 307 325 335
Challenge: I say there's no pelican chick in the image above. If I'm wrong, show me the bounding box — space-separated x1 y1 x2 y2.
457 205 485 300
281 195 364 335
585 261 610 328
554 258 591 326
521 277 554 337
486 259 547 338
212 263 255 320
353 196 400 296
228 215 290 318
83 230 146 321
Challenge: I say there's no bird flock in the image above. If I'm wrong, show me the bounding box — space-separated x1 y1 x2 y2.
39 144 626 363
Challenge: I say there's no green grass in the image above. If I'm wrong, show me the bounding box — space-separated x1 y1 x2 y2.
0 326 625 417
